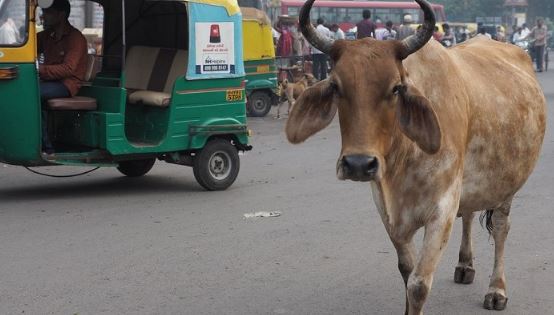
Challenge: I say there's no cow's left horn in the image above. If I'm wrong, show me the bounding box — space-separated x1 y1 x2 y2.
399 0 435 59
299 0 332 55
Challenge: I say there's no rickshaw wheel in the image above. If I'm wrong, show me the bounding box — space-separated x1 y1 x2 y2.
193 139 240 191
247 91 272 117
117 158 156 177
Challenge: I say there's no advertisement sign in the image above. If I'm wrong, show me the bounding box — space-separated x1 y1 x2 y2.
195 22 235 74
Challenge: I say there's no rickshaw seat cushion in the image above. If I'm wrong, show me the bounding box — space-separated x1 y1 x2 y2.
124 46 188 107
128 91 171 107
47 96 97 111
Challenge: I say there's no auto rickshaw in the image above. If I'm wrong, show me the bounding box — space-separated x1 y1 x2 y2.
0 0 252 190
240 6 278 117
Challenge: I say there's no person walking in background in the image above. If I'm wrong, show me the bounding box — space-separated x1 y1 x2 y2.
512 27 524 43
356 9 375 39
382 21 397 40
433 26 443 42
0 17 20 45
478 26 492 39
312 18 331 80
441 23 456 47
330 24 345 41
374 19 385 40
521 23 531 38
397 14 415 40
495 26 506 42
527 18 548 72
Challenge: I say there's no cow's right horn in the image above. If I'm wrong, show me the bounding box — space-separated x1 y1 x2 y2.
399 0 436 59
299 0 332 55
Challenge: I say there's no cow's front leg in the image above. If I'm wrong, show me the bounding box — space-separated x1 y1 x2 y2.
407 212 457 315
483 200 512 311
454 212 475 284
391 237 416 315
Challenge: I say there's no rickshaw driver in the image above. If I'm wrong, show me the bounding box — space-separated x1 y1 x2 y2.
37 0 88 153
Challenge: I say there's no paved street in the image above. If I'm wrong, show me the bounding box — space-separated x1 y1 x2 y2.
1 69 553 315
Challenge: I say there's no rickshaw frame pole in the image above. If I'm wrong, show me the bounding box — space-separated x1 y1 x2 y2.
121 0 126 68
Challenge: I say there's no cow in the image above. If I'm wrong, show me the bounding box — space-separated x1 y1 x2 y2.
285 0 546 314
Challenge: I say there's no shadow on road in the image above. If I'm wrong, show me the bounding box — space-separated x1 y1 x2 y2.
0 175 205 203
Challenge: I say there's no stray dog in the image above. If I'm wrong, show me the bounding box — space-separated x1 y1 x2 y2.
277 73 317 119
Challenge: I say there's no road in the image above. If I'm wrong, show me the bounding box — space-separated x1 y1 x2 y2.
1 70 553 315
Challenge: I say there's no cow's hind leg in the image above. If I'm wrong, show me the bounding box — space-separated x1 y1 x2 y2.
483 199 512 311
454 212 476 284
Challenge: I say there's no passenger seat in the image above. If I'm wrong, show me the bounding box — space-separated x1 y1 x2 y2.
124 46 188 107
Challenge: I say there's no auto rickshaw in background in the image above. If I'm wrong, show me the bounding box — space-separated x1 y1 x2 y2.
0 0 252 190
240 6 278 117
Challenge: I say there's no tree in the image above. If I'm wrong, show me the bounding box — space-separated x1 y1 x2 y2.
434 0 513 22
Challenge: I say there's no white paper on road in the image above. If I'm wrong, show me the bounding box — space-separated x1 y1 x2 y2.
243 211 282 218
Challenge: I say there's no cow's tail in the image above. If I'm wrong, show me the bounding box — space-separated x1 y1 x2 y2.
479 209 494 234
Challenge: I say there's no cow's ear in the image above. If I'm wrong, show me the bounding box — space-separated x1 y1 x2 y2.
286 79 337 144
396 84 442 154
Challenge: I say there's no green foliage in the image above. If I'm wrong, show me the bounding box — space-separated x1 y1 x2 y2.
433 0 505 22
433 0 553 23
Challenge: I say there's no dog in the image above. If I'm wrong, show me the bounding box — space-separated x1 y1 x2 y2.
276 73 317 119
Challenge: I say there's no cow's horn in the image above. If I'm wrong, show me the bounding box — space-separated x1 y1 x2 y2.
399 0 436 59
299 0 332 55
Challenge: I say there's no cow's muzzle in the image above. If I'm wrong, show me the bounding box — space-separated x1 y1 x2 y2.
339 155 379 182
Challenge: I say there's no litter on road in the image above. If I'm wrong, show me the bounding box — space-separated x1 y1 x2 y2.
243 211 282 218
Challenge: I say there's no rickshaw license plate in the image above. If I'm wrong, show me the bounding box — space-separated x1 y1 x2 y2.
256 65 270 73
226 89 243 101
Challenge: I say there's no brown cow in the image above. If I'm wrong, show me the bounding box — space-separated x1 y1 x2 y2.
285 0 546 314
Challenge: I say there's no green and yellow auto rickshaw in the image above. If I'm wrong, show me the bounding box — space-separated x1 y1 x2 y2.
240 6 278 117
0 0 251 190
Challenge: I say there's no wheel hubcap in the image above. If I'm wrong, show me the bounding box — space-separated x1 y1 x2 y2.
209 151 232 180
253 97 267 110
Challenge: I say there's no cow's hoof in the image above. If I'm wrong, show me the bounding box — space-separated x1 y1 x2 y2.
483 292 508 310
454 265 475 284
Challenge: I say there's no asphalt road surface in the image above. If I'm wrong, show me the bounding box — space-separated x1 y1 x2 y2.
1 69 553 315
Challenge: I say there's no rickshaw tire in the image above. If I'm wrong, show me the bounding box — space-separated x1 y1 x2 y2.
117 158 156 177
193 139 240 191
247 91 272 117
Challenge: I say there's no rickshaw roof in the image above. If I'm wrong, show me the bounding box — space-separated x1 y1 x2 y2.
240 7 270 25
99 0 241 16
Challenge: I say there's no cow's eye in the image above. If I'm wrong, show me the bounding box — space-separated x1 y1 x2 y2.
392 85 406 96
329 81 340 95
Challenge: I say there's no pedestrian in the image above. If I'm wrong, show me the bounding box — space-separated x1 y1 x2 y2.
495 26 505 42
512 27 524 43
330 24 345 41
527 18 548 72
0 17 19 45
521 23 530 38
510 24 518 43
433 26 443 42
382 21 397 40
356 9 375 39
312 18 331 80
478 27 492 39
374 19 385 40
441 23 456 47
397 14 415 40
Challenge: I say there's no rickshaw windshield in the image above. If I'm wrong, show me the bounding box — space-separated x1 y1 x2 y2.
0 0 28 47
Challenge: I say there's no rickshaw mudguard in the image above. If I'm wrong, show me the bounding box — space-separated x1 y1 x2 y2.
245 78 277 93
188 118 250 150
0 63 43 166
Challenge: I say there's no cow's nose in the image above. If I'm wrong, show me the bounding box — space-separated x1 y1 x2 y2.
342 155 379 181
